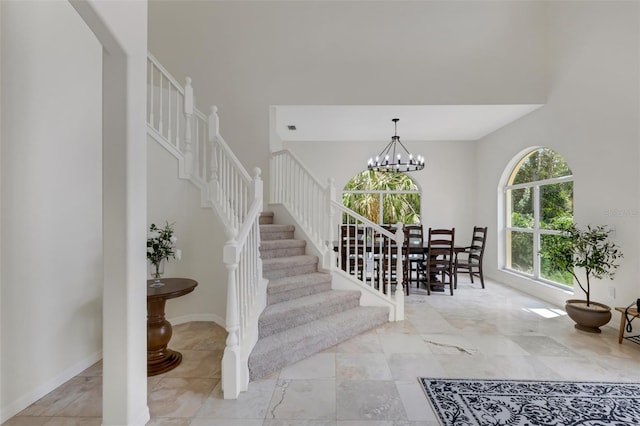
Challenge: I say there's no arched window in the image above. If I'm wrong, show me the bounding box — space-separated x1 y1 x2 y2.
504 147 574 287
342 170 421 225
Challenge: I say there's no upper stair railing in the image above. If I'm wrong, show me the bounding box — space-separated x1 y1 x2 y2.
147 53 266 399
270 149 404 320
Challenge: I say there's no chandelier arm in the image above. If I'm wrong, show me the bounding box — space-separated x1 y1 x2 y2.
394 139 413 157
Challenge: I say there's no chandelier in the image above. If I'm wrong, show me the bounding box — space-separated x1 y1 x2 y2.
367 118 425 172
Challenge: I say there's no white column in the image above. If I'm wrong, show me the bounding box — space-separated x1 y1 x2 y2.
71 1 149 424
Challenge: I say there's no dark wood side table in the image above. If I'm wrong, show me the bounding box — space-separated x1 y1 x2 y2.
147 277 198 376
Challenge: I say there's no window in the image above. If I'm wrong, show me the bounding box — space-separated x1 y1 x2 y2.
342 170 420 224
504 148 574 287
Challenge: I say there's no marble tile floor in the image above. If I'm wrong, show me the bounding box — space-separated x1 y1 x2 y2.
5 277 640 426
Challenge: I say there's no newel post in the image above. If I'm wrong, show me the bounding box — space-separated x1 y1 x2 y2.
325 178 337 270
393 222 405 321
208 106 219 202
183 77 194 176
252 167 263 205
221 229 245 399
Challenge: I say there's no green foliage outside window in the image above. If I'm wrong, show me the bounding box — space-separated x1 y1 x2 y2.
342 170 420 225
507 148 574 286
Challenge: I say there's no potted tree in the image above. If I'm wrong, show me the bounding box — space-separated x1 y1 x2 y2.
540 224 623 333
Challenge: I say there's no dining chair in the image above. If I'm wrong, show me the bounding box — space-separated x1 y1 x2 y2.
454 226 487 289
425 227 455 295
403 224 425 292
376 233 403 294
340 224 366 280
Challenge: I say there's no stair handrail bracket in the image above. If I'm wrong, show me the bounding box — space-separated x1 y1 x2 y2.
147 52 266 399
269 149 404 321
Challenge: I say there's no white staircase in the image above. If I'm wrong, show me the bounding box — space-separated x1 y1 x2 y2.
249 212 388 379
146 52 403 399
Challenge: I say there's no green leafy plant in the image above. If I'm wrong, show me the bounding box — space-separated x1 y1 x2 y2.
147 222 181 269
342 170 420 224
540 224 622 306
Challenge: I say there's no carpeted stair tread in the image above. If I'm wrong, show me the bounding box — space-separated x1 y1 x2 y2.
259 290 361 337
249 306 389 380
260 239 307 259
260 224 295 240
262 255 318 279
267 272 332 295
261 239 306 250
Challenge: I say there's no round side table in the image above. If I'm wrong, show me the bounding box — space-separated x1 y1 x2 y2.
147 278 198 376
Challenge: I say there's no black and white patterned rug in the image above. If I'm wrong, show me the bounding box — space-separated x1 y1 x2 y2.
419 378 640 426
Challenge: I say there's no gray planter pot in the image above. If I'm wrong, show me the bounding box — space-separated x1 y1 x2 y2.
565 299 612 333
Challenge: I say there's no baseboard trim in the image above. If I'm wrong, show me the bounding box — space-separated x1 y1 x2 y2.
1 350 103 424
169 313 226 328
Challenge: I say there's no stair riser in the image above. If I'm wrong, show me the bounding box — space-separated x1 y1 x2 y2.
268 281 332 305
259 296 360 338
263 263 318 280
259 214 274 225
248 309 388 380
260 246 307 259
261 230 294 241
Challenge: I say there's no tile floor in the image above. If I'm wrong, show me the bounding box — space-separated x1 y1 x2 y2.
5 277 640 425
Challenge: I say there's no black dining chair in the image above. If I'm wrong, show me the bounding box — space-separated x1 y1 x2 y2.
403 224 425 292
454 226 488 289
339 224 366 280
425 228 455 295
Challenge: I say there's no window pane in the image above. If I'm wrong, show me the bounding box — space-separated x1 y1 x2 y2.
342 192 379 223
540 181 574 230
508 188 534 229
343 170 420 225
511 147 573 185
540 234 574 287
507 230 533 275
381 193 420 225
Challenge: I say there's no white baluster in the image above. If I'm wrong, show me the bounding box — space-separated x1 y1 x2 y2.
183 77 194 176
195 118 201 179
175 90 180 148
208 106 219 200
167 83 172 143
158 74 164 136
149 62 155 128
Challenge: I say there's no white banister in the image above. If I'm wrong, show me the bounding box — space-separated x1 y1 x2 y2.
146 52 267 399
270 149 404 320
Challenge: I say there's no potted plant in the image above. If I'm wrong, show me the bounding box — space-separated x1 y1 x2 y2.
147 222 181 287
540 224 623 333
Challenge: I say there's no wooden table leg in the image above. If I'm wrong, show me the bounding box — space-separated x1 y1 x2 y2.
147 298 182 376
618 310 626 344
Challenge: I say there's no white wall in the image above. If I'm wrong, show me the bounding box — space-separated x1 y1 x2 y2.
148 0 640 315
147 138 227 325
477 1 640 309
148 1 547 181
1 0 102 417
